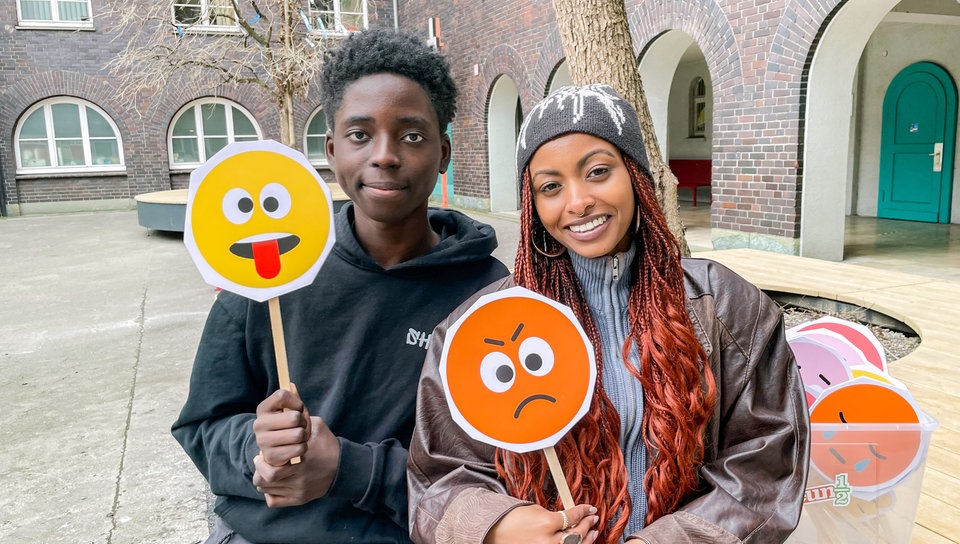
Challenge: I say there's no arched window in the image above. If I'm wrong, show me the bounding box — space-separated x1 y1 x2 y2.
689 77 707 138
15 97 124 174
169 98 261 168
304 108 328 166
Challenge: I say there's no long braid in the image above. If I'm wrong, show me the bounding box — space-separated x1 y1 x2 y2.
497 167 631 543
497 159 717 538
620 159 717 524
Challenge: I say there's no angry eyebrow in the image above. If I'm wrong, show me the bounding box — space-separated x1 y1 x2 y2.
484 323 525 346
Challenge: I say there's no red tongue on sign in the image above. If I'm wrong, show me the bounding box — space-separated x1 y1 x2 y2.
251 239 281 279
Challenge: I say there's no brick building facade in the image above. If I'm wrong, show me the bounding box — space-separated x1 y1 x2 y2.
397 0 960 260
3 0 958 261
0 0 395 216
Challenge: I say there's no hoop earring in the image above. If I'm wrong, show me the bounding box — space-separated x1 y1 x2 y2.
532 225 566 258
634 203 642 234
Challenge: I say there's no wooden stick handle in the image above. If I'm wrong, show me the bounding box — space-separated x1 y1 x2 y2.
267 297 300 464
268 297 292 391
544 445 575 510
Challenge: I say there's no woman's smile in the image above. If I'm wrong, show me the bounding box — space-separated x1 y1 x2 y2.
530 133 635 258
568 215 610 234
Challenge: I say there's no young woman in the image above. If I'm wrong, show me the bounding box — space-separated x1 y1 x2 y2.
408 84 809 544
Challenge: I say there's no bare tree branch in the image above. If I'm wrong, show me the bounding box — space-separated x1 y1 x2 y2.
105 0 355 146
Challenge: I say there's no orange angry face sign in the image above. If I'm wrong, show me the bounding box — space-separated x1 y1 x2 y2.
440 286 596 453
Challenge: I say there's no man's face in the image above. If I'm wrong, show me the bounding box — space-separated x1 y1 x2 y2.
326 73 450 227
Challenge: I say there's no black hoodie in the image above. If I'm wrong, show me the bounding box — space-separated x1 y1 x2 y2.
172 203 509 543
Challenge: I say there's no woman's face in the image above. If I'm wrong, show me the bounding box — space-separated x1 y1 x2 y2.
529 133 636 259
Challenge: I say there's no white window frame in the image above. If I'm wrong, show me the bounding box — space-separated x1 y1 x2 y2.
16 0 93 30
307 0 368 36
168 98 262 170
15 97 125 175
171 0 240 34
689 77 707 138
303 107 329 167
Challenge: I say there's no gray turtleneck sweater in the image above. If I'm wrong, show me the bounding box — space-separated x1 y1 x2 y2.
569 246 647 537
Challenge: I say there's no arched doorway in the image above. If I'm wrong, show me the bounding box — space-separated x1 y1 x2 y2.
639 31 712 207
801 0 960 259
638 30 700 159
878 62 956 223
488 75 521 212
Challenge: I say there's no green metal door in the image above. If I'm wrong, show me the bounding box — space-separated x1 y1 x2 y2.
878 62 957 223
432 125 454 206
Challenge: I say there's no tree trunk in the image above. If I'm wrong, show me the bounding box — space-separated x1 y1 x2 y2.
278 0 297 147
551 0 690 255
279 89 297 147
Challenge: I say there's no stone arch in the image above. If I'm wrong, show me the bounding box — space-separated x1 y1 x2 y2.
528 26 566 100
468 44 529 210
156 84 277 144
473 44 529 120
629 0 742 99
798 0 901 260
2 71 139 149
486 74 523 212
636 29 706 160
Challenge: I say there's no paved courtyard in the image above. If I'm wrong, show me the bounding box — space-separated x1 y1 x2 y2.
2 207 957 543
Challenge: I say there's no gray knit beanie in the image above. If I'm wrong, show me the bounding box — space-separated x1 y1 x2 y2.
516 84 650 179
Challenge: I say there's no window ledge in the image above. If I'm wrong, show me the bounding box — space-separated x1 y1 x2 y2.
176 25 243 36
16 21 95 31
309 29 352 38
16 168 127 180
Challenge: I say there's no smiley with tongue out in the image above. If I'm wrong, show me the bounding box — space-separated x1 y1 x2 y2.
185 140 336 302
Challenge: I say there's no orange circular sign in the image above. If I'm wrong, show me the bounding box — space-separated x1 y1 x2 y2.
440 287 596 453
809 379 922 492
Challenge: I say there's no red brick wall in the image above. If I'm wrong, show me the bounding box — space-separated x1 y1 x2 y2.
398 0 850 243
0 0 392 212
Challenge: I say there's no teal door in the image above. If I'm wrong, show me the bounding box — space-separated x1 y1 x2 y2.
431 125 454 206
878 62 957 222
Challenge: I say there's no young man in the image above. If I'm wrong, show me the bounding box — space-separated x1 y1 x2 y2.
172 29 509 544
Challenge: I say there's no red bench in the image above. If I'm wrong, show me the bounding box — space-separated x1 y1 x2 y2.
668 159 712 207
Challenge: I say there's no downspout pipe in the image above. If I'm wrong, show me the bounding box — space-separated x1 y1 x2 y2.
0 155 7 217
392 0 398 30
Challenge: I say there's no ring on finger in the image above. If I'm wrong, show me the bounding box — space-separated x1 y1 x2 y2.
559 510 570 530
561 532 582 544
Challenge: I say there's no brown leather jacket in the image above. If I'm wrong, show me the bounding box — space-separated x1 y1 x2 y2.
408 258 810 544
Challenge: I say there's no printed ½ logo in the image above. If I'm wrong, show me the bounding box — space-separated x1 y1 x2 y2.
407 328 432 349
803 473 851 507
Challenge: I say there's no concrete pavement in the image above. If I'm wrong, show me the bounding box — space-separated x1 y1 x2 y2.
1 211 212 543
0 207 525 544
2 205 956 542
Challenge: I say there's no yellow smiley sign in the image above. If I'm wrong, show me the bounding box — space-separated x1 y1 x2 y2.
184 140 335 301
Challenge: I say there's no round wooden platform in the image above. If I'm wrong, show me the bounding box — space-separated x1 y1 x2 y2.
134 185 351 233
135 189 188 232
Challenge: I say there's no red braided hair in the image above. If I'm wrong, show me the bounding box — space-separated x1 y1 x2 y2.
497 157 716 541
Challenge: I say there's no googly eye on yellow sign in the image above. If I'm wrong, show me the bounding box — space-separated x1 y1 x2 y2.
184 140 335 302
440 286 596 453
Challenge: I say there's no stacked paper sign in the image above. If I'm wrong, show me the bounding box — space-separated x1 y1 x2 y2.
789 316 928 495
785 316 938 544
